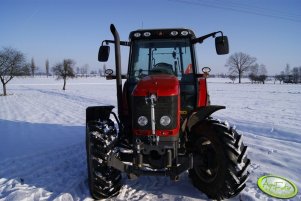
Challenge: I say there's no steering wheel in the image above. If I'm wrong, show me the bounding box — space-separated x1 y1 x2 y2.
151 62 174 75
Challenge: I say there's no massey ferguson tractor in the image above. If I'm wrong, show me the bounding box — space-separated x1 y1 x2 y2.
86 24 250 200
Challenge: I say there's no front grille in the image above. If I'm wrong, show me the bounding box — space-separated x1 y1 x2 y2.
132 96 178 130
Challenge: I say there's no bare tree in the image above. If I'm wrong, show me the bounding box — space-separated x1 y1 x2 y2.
291 67 300 83
80 64 89 77
299 67 301 83
228 74 237 83
283 63 293 83
277 71 286 84
76 67 80 75
258 64 268 84
45 59 49 77
225 52 257 83
248 64 268 84
0 47 26 96
90 70 97 75
274 75 280 84
21 63 31 77
52 59 75 90
31 57 36 77
285 64 290 76
248 63 259 84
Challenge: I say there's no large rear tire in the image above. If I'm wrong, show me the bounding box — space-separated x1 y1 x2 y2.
188 118 250 200
86 119 122 199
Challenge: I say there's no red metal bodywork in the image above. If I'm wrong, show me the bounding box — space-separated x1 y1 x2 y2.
132 75 180 137
132 75 179 97
197 77 208 107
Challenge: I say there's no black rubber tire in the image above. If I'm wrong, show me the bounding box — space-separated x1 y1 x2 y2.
86 119 122 199
188 118 250 200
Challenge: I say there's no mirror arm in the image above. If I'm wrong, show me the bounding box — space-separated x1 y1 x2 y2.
101 40 130 46
192 31 223 44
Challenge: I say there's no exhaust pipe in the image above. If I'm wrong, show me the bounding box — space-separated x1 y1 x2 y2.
110 24 123 120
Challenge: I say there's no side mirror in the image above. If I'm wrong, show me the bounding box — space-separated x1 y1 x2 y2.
98 45 110 62
215 36 229 55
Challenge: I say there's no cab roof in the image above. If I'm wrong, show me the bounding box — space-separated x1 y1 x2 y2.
129 28 196 40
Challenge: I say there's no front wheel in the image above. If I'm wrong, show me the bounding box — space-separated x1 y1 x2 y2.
86 119 122 199
188 119 250 200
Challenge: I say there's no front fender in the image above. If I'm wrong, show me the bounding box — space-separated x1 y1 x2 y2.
182 105 225 132
86 105 115 123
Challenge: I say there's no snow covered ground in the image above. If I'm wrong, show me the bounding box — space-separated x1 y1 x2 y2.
0 77 300 201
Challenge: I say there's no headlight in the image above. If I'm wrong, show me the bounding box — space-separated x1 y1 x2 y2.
137 116 148 126
160 116 171 126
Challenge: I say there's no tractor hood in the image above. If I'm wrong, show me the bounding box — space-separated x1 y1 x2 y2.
132 75 179 97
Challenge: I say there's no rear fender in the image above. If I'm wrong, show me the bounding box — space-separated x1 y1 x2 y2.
86 106 115 123
183 105 225 132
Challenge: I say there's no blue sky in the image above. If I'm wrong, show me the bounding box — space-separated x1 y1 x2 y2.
0 0 300 75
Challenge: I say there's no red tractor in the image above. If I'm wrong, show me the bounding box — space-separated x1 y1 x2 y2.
86 24 250 200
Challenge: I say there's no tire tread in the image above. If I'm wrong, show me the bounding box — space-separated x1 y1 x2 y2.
189 119 250 200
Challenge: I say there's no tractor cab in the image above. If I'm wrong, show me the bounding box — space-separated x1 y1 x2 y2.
127 29 197 113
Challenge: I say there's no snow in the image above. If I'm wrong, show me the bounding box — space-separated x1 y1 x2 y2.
0 77 300 201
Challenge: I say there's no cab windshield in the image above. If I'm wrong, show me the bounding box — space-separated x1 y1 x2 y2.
129 38 193 80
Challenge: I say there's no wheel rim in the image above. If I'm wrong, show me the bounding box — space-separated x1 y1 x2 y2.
193 137 219 183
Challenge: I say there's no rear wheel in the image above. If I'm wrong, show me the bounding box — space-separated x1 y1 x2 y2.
188 119 250 200
86 119 122 199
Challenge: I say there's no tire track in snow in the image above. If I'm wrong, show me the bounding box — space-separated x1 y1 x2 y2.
1 86 112 126
117 177 164 201
116 173 206 201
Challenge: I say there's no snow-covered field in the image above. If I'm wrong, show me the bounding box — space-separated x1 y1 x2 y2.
0 77 300 201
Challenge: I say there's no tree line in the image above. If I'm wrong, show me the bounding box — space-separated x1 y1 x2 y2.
2 47 299 96
274 64 301 84
0 47 111 96
0 47 77 95
225 52 301 84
